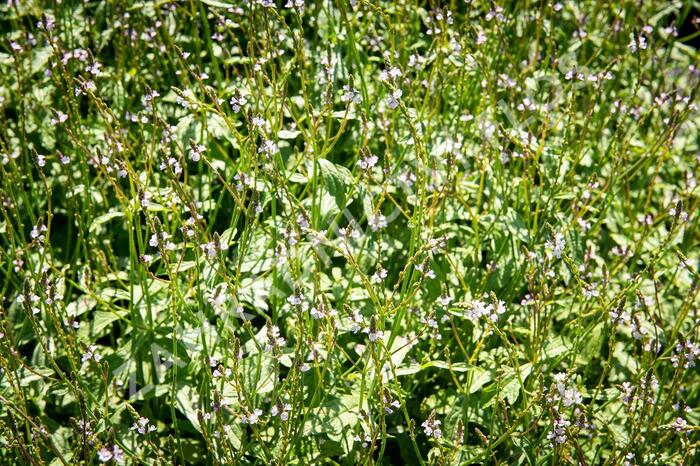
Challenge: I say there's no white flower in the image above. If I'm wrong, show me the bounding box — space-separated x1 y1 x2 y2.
399 170 416 186
160 157 182 175
1 151 19 165
271 402 292 421
189 144 205 162
251 115 266 129
310 302 335 320
368 214 387 232
149 232 164 247
421 414 442 439
672 417 689 433
492 299 506 318
358 154 378 170
265 325 286 351
341 85 361 104
131 417 156 434
382 392 400 414
234 172 252 191
386 89 402 109
547 417 570 445
287 293 304 306
97 448 113 463
582 283 599 298
200 237 228 259
51 111 68 126
258 139 279 155
466 299 490 322
212 367 232 378
671 339 700 368
545 232 566 259
562 387 582 407
82 345 102 364
364 327 384 342
355 432 370 448
98 445 124 463
139 191 152 208
230 95 246 112
37 16 56 31
388 67 402 79
349 309 364 333
241 408 263 424
371 267 387 284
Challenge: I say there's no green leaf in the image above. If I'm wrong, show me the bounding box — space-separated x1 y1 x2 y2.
426 361 474 372
502 363 532 405
78 310 126 339
303 395 359 443
90 211 124 233
176 383 205 433
240 353 276 395
278 129 300 139
66 295 97 317
317 158 353 210
200 0 234 8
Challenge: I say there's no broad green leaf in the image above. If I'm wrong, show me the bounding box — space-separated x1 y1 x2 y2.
318 158 353 210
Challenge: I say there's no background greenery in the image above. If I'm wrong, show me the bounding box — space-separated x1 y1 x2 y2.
1 0 699 464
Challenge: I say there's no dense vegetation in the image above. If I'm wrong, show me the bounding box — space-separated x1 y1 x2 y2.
1 1 699 464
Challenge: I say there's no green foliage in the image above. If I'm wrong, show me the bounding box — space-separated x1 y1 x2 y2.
0 0 699 465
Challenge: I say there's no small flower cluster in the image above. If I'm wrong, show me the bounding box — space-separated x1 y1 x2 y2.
341 84 361 104
545 232 566 259
546 373 583 408
671 416 691 434
381 390 400 414
265 322 286 353
200 234 229 259
363 316 384 342
368 213 387 232
619 373 659 407
131 417 156 434
207 285 229 315
547 416 571 445
270 400 292 421
346 308 365 334
671 339 700 369
309 302 337 320
240 408 263 425
421 411 442 439
358 152 379 171
379 67 403 109
465 297 507 323
16 289 41 315
81 345 102 364
97 445 125 464
354 431 370 449
149 231 176 251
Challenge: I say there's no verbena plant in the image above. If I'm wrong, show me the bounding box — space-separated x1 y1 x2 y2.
0 0 699 464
